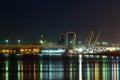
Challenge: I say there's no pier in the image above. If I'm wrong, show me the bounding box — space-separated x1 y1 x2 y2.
0 45 65 54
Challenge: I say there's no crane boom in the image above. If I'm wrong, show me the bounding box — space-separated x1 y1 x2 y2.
85 31 94 47
94 30 101 46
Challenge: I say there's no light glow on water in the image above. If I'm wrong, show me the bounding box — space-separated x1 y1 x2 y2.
5 60 9 80
18 72 20 80
70 60 72 80
95 63 99 80
116 60 119 80
87 63 90 80
5 60 9 71
17 60 21 80
79 55 82 80
5 71 9 80
103 62 105 80
2 54 120 80
40 60 43 80
17 60 20 71
114 62 116 80
21 61 24 80
33 64 37 80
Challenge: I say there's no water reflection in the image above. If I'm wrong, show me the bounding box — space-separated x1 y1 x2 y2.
82 55 120 80
0 53 120 80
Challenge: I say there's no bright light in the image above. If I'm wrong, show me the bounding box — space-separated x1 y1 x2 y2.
5 40 8 43
102 41 108 45
96 42 100 45
106 47 116 51
17 40 21 43
41 49 65 53
70 41 72 43
33 48 39 53
5 40 9 45
79 55 82 80
20 49 24 52
76 48 83 52
39 40 44 44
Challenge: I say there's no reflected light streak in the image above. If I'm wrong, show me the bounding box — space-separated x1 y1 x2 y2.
95 63 99 80
70 60 72 80
5 60 9 80
18 72 20 80
114 62 116 80
17 60 21 80
40 60 43 80
18 60 21 71
87 63 90 80
102 56 108 80
103 62 105 80
5 71 9 80
33 64 37 80
79 55 82 80
5 60 9 71
116 61 119 80
106 63 107 80
112 61 114 80
21 61 24 80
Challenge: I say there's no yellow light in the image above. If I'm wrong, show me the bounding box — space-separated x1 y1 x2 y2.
20 49 24 52
33 48 39 53
2 50 6 53
114 62 116 80
6 50 9 53
29 49 31 52
25 49 28 51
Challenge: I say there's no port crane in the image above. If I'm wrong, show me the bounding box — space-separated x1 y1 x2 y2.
84 30 101 53
85 31 94 48
93 30 101 47
85 30 101 47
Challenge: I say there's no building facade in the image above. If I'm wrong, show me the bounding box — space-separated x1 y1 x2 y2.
57 32 76 47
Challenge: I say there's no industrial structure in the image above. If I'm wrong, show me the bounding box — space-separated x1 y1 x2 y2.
84 30 101 48
0 31 120 55
57 32 76 47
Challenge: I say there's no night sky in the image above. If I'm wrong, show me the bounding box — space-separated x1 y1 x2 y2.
0 0 120 44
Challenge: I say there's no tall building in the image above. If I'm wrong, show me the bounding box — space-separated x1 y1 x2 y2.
57 32 76 47
66 32 76 47
57 33 66 46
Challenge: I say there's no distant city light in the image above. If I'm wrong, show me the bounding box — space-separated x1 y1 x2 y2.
79 41 81 44
39 40 44 44
102 42 108 45
5 40 9 43
41 35 44 38
78 41 82 46
96 42 100 45
70 41 72 43
5 39 9 45
17 40 21 44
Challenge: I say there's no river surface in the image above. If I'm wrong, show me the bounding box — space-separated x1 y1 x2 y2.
0 53 119 80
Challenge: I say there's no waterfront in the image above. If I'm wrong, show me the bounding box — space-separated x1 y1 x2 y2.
0 53 120 80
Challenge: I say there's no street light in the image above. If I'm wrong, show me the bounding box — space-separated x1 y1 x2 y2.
17 40 21 45
5 39 9 45
39 40 44 45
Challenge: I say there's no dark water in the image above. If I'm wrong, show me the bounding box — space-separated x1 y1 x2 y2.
0 53 119 80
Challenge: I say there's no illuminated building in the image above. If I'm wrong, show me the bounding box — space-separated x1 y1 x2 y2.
57 32 76 47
